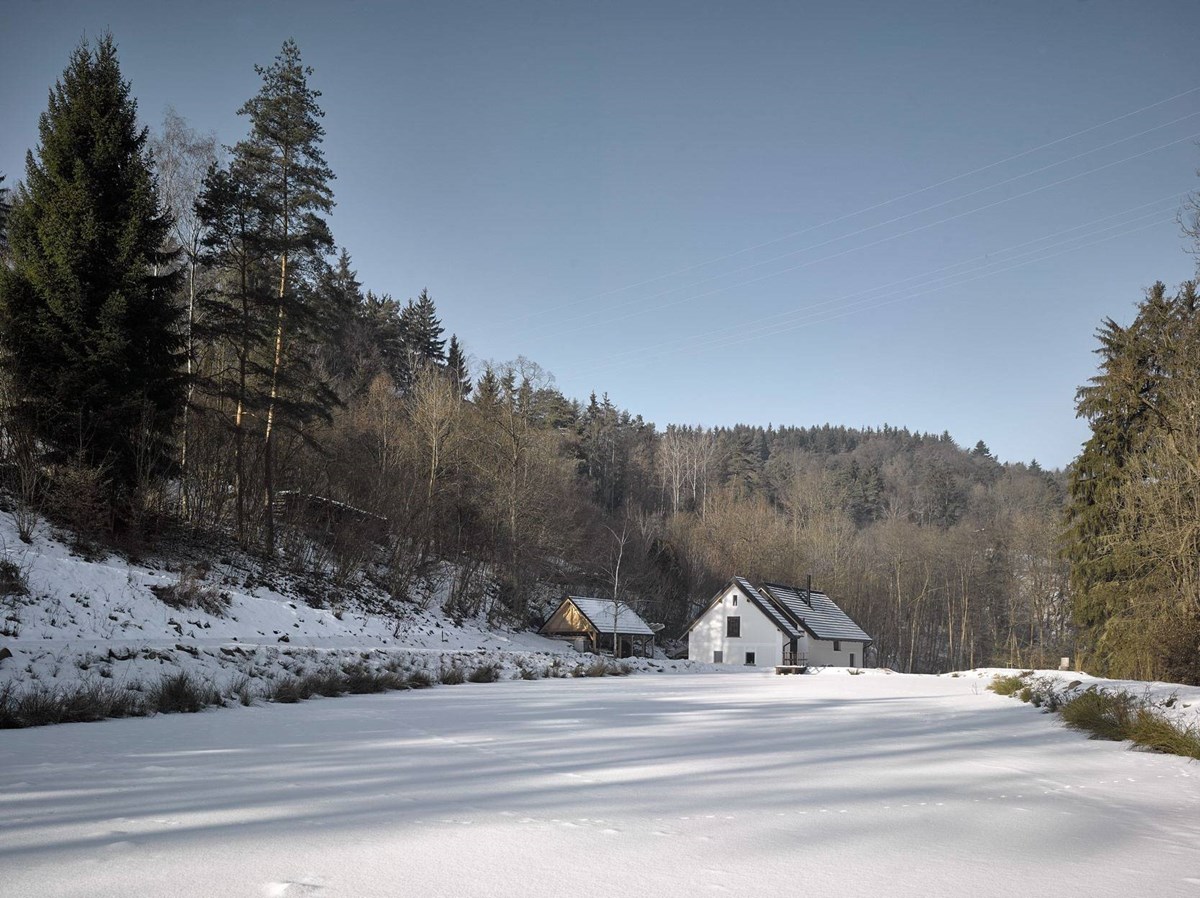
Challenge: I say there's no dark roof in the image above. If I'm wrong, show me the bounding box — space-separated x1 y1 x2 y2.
734 577 802 640
682 577 871 644
760 582 872 643
682 578 802 639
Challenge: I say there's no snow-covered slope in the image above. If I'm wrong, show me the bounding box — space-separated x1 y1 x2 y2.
0 518 699 706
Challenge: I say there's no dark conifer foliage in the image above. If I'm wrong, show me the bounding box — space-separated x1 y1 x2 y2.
0 173 10 254
358 290 411 389
1066 281 1200 681
446 334 471 398
0 35 183 499
400 288 447 368
233 38 337 552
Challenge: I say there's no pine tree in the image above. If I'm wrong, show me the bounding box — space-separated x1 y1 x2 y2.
474 365 501 406
400 288 446 368
360 290 411 389
194 158 275 541
233 38 336 552
0 173 10 255
315 247 363 387
0 35 182 506
1065 281 1200 679
446 334 471 398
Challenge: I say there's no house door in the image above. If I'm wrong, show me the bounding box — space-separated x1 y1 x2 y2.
850 653 856 667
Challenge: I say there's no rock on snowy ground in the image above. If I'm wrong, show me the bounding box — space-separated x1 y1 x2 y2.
2 670 1199 898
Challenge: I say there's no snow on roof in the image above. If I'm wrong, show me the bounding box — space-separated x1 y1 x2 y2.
566 597 656 636
733 577 801 640
761 582 872 643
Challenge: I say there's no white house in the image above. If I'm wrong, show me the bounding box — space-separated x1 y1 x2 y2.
685 577 871 668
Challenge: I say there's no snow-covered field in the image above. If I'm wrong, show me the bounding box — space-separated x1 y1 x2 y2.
3 669 1199 898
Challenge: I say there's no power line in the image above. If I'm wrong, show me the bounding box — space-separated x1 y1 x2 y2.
517 85 1200 323
529 110 1200 338
567 198 1183 381
538 132 1199 346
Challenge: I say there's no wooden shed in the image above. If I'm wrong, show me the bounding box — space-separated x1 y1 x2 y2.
539 596 656 659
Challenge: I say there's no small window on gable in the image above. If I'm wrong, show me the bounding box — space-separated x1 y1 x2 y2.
713 650 723 664
745 652 756 666
726 616 741 638
833 640 841 652
732 594 738 606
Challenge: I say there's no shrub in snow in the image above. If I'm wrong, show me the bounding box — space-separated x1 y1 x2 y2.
151 567 231 616
0 558 29 598
439 666 466 685
150 672 220 714
467 663 502 683
996 675 1200 761
0 679 146 728
405 670 435 689
987 672 1032 696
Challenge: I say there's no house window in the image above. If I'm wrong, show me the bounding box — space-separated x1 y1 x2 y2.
726 616 741 638
713 650 723 663
745 652 756 666
833 640 841 651
732 595 738 606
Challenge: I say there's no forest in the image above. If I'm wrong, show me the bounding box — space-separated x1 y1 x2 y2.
0 36 1195 680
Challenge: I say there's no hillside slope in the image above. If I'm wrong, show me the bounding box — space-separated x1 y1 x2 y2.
0 518 692 714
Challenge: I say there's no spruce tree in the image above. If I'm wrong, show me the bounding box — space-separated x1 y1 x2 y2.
316 247 363 387
194 158 275 541
0 173 10 255
446 334 471 398
1065 282 1200 679
0 35 182 506
400 288 446 368
233 38 336 552
360 290 411 389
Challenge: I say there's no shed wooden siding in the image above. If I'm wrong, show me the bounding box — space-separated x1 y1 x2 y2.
541 600 594 637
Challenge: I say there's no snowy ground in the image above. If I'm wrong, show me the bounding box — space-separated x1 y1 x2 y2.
3 669 1199 898
0 518 693 699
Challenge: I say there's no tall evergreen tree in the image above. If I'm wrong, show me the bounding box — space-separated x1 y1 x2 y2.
359 290 411 389
1065 282 1200 679
315 247 363 387
0 173 10 255
194 158 275 541
446 334 471 398
400 288 446 368
0 35 182 505
233 38 336 552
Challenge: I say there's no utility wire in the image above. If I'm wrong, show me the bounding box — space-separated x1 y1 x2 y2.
539 132 1199 345
518 85 1200 323
568 198 1184 380
530 110 1200 337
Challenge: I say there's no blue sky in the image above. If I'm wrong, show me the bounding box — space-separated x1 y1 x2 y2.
3 0 1199 467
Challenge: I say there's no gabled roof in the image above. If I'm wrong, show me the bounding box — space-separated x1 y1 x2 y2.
734 577 802 640
760 582 872 643
682 578 801 639
682 577 871 644
553 596 656 636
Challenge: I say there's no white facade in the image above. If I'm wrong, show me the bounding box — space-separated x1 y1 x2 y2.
688 579 870 668
688 582 790 667
807 639 866 668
